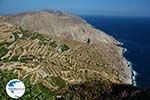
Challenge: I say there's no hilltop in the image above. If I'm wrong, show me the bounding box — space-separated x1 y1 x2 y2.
0 10 119 44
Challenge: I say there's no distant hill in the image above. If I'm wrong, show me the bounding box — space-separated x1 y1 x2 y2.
0 10 119 44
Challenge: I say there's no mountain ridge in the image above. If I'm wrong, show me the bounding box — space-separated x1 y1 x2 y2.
0 10 120 45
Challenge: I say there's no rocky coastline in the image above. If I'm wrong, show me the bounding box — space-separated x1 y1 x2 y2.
121 42 137 86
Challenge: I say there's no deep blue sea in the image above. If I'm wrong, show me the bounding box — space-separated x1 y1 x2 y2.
82 16 150 88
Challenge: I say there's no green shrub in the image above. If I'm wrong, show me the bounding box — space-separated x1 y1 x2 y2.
0 70 57 100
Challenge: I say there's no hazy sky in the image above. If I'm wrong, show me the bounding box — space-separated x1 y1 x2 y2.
0 0 150 17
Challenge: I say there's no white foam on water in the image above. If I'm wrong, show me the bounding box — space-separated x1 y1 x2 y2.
127 61 138 86
118 41 138 86
123 48 127 53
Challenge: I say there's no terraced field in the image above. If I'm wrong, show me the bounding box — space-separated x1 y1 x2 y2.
0 22 131 92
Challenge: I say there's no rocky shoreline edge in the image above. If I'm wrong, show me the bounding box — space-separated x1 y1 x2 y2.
120 42 137 86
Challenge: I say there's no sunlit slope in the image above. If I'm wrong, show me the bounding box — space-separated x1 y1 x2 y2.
0 10 119 44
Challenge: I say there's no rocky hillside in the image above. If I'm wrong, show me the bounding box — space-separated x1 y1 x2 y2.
0 22 131 86
0 10 119 44
0 10 139 99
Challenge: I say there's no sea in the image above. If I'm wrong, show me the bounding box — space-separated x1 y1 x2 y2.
82 15 150 88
